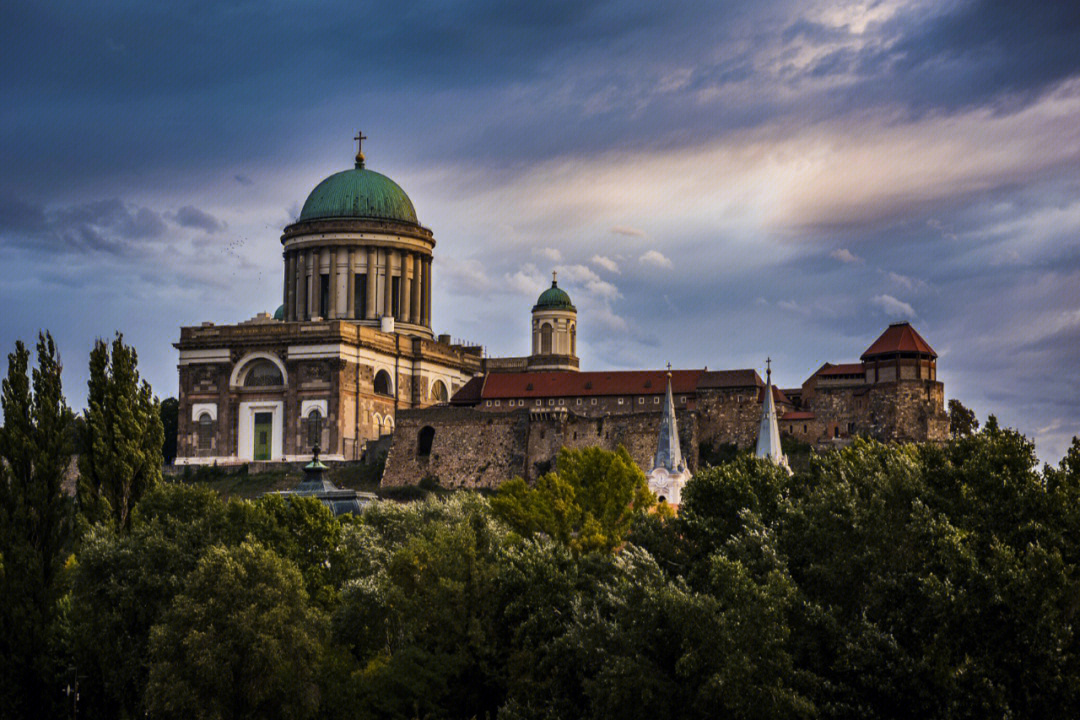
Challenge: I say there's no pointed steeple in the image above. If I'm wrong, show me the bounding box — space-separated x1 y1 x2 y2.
755 358 791 474
653 365 685 472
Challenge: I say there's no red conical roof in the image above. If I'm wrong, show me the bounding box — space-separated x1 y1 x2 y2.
860 322 937 360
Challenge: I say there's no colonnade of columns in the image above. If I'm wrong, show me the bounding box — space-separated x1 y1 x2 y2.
282 246 432 327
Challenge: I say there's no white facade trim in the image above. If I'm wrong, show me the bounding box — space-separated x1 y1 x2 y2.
300 398 328 418
237 400 284 461
229 351 288 389
191 402 218 422
179 348 231 365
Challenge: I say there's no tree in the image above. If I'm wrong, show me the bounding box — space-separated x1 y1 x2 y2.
332 494 508 720
948 398 979 437
145 541 327 720
492 446 655 553
160 396 179 465
67 484 232 719
0 333 72 717
77 333 164 529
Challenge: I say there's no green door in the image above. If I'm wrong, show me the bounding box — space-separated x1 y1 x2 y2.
254 412 272 461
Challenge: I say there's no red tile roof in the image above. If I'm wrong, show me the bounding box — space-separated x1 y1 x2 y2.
463 369 705 400
782 411 817 420
818 362 865 377
861 322 937 360
450 376 485 405
698 369 762 389
758 385 792 405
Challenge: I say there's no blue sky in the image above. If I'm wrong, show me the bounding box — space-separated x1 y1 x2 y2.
2 0 1078 461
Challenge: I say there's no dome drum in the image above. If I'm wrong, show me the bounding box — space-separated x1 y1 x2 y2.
277 157 435 337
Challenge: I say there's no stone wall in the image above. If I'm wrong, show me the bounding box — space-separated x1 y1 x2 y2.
382 407 698 489
695 387 764 449
382 407 529 489
799 378 948 445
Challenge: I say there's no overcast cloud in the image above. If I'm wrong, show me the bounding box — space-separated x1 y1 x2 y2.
1 0 1078 461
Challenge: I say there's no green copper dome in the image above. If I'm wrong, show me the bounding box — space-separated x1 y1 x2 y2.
533 279 575 311
298 167 419 224
273 304 285 321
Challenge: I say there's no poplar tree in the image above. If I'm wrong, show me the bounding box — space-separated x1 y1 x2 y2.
78 333 164 530
0 333 72 717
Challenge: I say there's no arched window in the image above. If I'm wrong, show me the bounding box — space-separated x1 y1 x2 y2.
307 408 323 449
374 370 393 396
381 416 394 436
570 324 576 355
540 323 553 354
417 426 435 457
430 380 448 404
243 359 284 387
198 412 213 451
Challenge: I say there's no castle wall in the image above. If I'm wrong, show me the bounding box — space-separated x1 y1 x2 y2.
382 407 530 489
382 407 698 489
695 387 766 449
800 379 948 445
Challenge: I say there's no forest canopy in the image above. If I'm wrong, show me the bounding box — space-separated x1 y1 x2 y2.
1 330 1078 719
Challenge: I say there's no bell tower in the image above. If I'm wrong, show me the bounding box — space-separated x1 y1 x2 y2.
528 272 579 371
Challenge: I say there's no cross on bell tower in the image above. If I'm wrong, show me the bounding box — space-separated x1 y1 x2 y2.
354 130 368 168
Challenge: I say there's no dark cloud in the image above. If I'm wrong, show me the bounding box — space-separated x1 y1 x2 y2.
172 205 224 233
844 0 1080 111
0 194 166 255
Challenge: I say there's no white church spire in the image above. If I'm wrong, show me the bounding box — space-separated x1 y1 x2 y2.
647 365 692 506
755 358 791 474
653 365 685 472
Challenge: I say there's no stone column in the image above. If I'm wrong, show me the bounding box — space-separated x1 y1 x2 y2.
282 252 290 320
383 250 395 317
307 248 318 319
401 253 412 322
296 252 307 320
328 247 339 319
285 252 295 321
422 256 432 326
346 249 356 319
410 253 422 324
365 247 377 319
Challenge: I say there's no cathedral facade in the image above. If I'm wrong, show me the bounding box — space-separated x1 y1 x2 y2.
174 146 483 464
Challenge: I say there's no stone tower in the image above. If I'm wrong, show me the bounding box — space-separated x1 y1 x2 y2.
529 272 579 371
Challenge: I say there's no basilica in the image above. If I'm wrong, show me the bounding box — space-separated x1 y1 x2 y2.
175 142 484 463
174 139 949 492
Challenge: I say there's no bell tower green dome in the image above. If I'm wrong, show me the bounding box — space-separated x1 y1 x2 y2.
533 275 575 311
298 162 419 225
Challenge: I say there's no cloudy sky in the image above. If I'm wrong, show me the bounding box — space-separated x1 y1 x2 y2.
2 0 1078 461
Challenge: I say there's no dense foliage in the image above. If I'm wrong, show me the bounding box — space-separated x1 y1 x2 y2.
77 333 164 530
0 333 72 717
3 330 1080 718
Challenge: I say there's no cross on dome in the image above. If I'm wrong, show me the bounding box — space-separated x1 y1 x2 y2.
353 130 368 168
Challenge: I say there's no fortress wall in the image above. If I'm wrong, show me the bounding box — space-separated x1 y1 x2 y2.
382 407 698 489
866 380 949 442
382 408 530 489
695 387 763 449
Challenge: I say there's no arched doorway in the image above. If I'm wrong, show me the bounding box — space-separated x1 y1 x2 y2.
417 426 435 456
